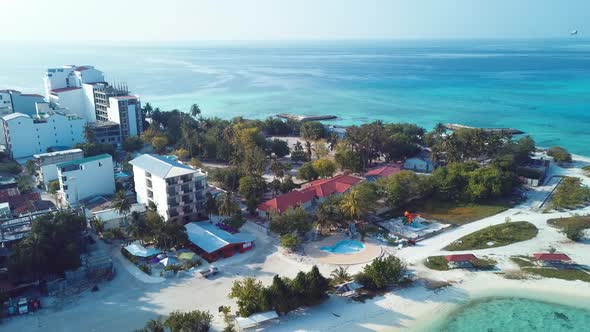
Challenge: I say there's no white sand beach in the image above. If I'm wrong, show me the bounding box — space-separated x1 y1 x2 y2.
4 154 590 332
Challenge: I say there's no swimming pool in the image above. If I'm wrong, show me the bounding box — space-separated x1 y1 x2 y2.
320 240 365 254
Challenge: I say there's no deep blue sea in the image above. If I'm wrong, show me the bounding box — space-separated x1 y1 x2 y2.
1 40 589 154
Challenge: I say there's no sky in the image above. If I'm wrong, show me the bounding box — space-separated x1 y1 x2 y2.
2 0 588 41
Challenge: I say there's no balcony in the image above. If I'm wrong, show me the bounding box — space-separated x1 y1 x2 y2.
166 189 178 196
146 179 153 189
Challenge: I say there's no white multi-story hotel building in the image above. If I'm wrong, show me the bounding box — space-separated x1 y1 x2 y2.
56 154 116 207
44 65 143 142
33 148 85 186
129 154 208 223
1 105 86 159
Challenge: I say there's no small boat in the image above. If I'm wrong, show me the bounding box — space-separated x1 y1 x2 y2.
571 30 578 36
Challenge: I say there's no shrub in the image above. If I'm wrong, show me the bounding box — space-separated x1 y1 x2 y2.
548 146 572 163
424 256 450 271
224 214 246 230
138 264 151 275
472 258 497 270
280 233 300 252
551 177 590 209
164 310 213 332
175 148 190 160
121 247 139 264
356 255 406 290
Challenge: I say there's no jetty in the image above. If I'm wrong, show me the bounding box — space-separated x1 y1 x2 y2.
445 123 524 135
277 114 337 122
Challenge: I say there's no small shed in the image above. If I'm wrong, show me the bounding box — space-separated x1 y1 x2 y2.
185 222 256 262
533 253 572 267
445 254 478 268
235 311 279 331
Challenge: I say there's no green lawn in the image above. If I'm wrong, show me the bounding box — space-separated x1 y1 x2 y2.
444 221 538 251
547 215 590 241
510 256 536 268
424 256 450 271
416 199 511 225
523 267 590 283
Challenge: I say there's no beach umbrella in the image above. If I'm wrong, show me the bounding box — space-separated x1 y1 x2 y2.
159 257 179 267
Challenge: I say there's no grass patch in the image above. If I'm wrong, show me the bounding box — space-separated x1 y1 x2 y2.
424 256 450 271
547 215 590 241
510 256 536 268
550 177 590 210
523 267 590 283
416 199 511 225
445 221 538 251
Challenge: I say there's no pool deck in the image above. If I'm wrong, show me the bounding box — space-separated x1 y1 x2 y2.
304 234 383 265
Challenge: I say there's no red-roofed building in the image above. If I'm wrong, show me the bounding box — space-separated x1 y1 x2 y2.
444 254 478 263
533 253 572 262
257 190 316 218
257 174 363 219
302 174 363 199
365 163 402 181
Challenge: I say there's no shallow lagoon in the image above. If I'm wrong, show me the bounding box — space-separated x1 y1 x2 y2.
424 297 590 332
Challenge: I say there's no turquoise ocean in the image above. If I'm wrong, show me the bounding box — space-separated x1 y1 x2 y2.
424 297 590 332
1 39 589 155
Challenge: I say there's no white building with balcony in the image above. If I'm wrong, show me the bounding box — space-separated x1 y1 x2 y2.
1 106 86 159
56 154 116 207
129 154 208 223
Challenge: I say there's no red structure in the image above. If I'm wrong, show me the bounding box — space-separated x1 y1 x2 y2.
185 222 256 262
533 253 572 262
365 163 402 179
257 174 363 217
444 254 478 263
257 190 316 214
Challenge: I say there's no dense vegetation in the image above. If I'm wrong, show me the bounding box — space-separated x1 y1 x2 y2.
135 310 213 332
445 221 538 251
551 177 590 210
229 266 329 317
8 211 86 283
547 146 572 163
548 215 590 241
354 255 407 290
424 256 451 271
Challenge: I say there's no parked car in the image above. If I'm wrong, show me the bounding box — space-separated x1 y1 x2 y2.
198 266 219 278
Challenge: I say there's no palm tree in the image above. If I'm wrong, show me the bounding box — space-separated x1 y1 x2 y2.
433 122 447 137
204 192 218 220
217 192 239 217
340 189 365 222
330 266 351 285
113 190 132 226
190 104 201 118
305 141 313 161
270 157 285 179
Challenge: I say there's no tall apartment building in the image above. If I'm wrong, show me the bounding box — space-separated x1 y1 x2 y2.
129 154 208 223
56 154 116 207
0 90 45 116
